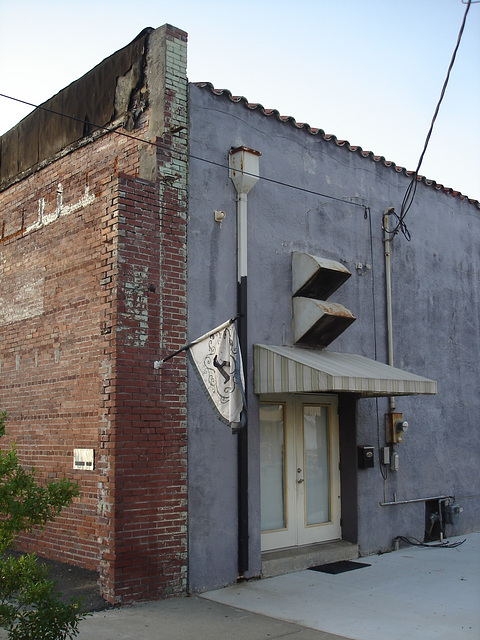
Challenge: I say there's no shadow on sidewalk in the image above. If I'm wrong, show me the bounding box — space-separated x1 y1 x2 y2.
5 551 110 613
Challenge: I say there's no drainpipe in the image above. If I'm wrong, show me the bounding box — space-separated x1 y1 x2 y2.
229 146 261 577
383 210 395 414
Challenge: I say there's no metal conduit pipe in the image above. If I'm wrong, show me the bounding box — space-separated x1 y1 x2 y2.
379 495 454 507
383 210 395 414
229 146 261 578
382 495 456 545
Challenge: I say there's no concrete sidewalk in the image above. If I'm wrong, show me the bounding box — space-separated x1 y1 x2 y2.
1 533 477 640
75 596 348 640
203 532 480 640
75 532 478 640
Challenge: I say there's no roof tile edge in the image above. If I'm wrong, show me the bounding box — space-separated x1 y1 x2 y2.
193 82 479 208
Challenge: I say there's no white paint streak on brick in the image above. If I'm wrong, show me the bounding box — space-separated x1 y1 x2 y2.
56 183 63 218
38 198 45 224
120 266 149 347
0 184 93 326
26 185 95 235
0 252 44 326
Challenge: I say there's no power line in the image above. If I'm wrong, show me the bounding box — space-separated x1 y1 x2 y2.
188 153 367 209
0 93 159 148
391 0 473 239
0 92 368 213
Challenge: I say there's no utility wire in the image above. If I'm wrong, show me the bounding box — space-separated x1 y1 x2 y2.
391 0 473 239
189 153 367 209
0 93 161 147
2 0 476 224
0 92 368 213
395 536 466 549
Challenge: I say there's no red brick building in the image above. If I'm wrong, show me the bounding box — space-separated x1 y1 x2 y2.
0 25 189 603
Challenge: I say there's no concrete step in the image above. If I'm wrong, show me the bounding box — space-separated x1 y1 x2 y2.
261 540 359 578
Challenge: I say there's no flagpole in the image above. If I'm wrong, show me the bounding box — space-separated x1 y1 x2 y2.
154 316 239 368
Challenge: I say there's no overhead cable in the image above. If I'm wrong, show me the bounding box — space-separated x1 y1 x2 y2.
188 153 367 209
391 0 473 239
0 92 368 214
0 93 156 147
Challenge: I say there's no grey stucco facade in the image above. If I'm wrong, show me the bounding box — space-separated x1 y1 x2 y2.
187 82 480 592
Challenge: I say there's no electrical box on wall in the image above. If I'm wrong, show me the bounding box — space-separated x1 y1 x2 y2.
357 445 375 469
445 502 463 525
385 412 408 444
381 446 391 465
73 449 94 471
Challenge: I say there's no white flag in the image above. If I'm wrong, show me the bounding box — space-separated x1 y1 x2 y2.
188 319 246 428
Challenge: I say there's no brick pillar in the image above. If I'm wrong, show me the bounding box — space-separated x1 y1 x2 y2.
100 24 189 605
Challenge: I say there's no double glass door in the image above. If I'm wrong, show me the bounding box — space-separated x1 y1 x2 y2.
260 395 340 552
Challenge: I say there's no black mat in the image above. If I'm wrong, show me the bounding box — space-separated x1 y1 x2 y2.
308 560 371 574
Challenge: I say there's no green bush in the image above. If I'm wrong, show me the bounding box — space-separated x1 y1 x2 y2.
0 412 85 639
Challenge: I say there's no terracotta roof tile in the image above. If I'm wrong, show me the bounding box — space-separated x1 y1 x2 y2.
194 82 479 207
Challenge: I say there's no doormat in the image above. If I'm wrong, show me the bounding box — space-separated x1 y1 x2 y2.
308 560 371 574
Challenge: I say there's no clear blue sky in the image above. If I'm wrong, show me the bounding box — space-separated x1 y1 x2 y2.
1 0 479 199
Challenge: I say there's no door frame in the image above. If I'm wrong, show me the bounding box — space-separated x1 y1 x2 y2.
260 393 341 552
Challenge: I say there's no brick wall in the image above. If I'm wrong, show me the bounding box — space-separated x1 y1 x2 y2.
0 24 189 603
98 25 189 604
99 172 188 603
0 131 125 570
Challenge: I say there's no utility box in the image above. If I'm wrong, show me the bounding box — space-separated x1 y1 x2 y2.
445 502 463 525
358 445 375 469
385 412 408 444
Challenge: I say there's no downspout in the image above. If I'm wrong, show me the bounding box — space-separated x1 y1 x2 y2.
229 146 261 577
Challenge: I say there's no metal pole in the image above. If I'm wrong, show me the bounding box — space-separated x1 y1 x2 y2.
383 212 395 413
229 146 260 578
379 494 453 506
237 272 249 576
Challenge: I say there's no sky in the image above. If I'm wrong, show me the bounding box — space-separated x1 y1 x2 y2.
1 0 479 200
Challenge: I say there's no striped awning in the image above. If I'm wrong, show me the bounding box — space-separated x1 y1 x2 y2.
254 345 437 397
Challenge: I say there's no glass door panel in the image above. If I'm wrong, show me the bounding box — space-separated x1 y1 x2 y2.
296 396 341 546
260 404 286 531
303 405 331 525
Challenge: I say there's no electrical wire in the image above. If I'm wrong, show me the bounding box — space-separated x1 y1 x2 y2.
395 536 466 549
2 0 476 228
390 0 473 239
189 152 367 209
0 93 158 148
382 208 411 242
0 93 368 214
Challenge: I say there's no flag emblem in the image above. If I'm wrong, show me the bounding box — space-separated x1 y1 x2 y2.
188 319 245 428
